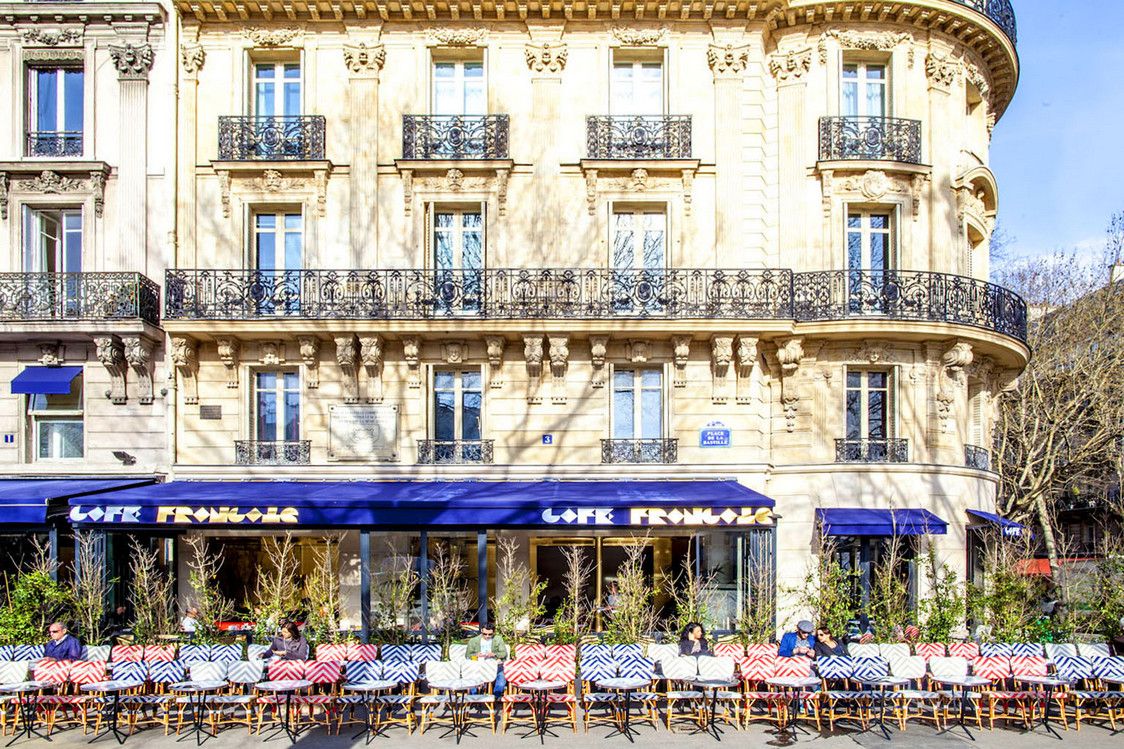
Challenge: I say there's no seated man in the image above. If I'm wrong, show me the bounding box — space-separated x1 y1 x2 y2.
465 624 509 696
778 620 816 659
44 622 82 661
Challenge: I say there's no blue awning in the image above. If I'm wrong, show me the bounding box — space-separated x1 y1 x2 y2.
10 366 82 395
68 480 776 529
0 478 156 525
967 509 1026 538
816 508 948 536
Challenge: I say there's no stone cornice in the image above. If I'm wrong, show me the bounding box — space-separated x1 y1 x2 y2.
0 2 166 24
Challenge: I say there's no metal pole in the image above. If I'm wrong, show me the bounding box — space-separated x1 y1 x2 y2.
48 527 58 582
476 531 488 628
360 531 371 643
419 531 429 644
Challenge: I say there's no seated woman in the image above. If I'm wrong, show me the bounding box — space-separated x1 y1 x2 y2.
269 622 309 661
813 625 848 659
678 622 714 657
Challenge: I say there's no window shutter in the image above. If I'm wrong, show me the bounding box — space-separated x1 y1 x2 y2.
887 367 897 440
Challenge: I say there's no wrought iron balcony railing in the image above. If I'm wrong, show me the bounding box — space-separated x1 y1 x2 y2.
835 438 910 464
417 439 494 465
586 115 692 160
0 272 160 325
402 115 509 160
601 438 679 464
819 116 923 164
25 131 83 157
217 116 326 161
235 440 311 465
165 267 1028 342
954 0 1017 45
965 444 993 471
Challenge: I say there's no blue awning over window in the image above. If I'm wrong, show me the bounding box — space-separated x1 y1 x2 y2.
0 478 155 525
67 480 777 529
9 366 82 395
967 509 1026 538
816 508 948 536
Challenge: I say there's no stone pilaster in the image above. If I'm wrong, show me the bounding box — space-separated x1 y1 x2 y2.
709 37 749 263
345 41 385 266
178 44 204 266
109 43 155 269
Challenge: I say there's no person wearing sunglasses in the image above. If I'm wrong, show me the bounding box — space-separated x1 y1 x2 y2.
44 622 82 661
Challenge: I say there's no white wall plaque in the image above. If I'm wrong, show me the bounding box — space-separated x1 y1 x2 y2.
329 404 399 461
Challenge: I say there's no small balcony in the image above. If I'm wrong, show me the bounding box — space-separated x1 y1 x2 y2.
402 115 509 160
601 438 679 464
0 272 160 326
586 115 692 160
965 444 992 471
235 440 311 465
835 438 910 464
26 131 82 158
217 116 326 161
818 116 923 164
417 439 494 465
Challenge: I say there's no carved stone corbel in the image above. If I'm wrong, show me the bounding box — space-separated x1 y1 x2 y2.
736 335 758 404
298 336 320 389
548 335 569 403
216 170 232 218
123 336 155 405
441 340 466 364
171 337 199 404
360 335 384 402
711 335 734 403
401 337 421 389
524 335 544 403
935 340 973 433
335 334 359 403
775 337 805 432
215 337 240 389
485 336 505 389
627 339 650 364
590 336 608 388
93 335 127 404
671 336 691 388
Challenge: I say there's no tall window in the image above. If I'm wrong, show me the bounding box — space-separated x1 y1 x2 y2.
847 210 894 314
22 207 83 317
433 369 483 461
432 60 485 115
254 371 300 442
846 369 891 442
253 211 302 314
611 208 666 313
610 57 664 115
29 372 84 460
27 66 83 156
253 62 301 117
433 208 483 313
612 368 663 439
842 61 887 118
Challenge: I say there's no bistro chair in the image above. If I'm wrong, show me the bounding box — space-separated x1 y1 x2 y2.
1078 643 1112 659
972 656 1026 729
696 656 741 731
143 645 178 662
740 655 782 727
315 644 348 662
347 643 379 662
889 655 942 730
770 657 819 730
816 656 863 731
1058 656 1119 731
211 644 244 663
376 661 418 734
111 645 145 663
179 645 209 664
83 646 112 662
535 655 577 733
499 657 542 734
848 643 880 660
980 643 1014 658
209 661 259 735
745 644 778 661
462 659 500 734
914 643 946 661
714 643 745 659
297 661 341 732
647 643 678 673
12 646 44 662
948 642 980 660
448 644 469 663
266 659 308 682
661 655 703 732
515 643 547 661
247 644 271 661
1045 643 1079 661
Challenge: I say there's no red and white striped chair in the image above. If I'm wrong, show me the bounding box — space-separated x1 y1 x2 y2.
32 659 72 687
914 643 947 661
773 657 813 679
1011 656 1060 729
714 643 745 659
539 655 578 733
111 645 144 663
948 642 980 660
741 656 782 726
973 656 1028 729
266 659 308 682
258 661 313 734
142 645 177 662
347 643 379 662
314 644 348 662
500 657 542 733
745 644 778 661
514 643 547 661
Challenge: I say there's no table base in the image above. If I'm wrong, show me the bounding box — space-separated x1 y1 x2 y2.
88 693 128 746
176 692 216 747
6 691 51 747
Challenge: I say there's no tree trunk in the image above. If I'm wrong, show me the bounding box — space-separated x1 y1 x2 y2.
1034 494 1060 572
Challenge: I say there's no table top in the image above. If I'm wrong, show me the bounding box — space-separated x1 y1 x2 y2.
1014 675 1072 687
81 680 145 693
170 681 228 693
595 678 651 691
765 677 820 689
522 680 568 691
691 678 740 689
344 680 398 692
931 676 992 688
428 679 486 692
256 680 314 692
0 681 51 694
856 677 910 687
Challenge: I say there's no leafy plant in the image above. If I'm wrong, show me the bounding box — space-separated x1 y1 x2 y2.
918 543 965 643
71 532 113 645
304 536 344 646
0 541 71 646
967 532 1047 642
183 534 234 644
128 539 175 645
427 542 471 657
552 545 593 645
248 533 302 643
788 535 856 637
604 537 658 645
736 551 776 645
370 543 419 645
664 545 717 637
868 533 913 637
492 537 546 646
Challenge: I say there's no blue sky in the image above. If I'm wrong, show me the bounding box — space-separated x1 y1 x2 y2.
989 1 1124 261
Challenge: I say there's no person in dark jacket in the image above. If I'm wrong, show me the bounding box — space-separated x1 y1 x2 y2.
778 620 816 658
44 622 83 661
812 625 848 659
678 622 713 656
269 622 309 661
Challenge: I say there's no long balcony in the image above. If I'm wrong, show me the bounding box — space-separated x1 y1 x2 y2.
402 115 509 160
954 0 1016 45
417 439 494 465
217 116 326 161
835 438 910 464
165 268 1028 343
235 440 311 465
0 272 160 326
818 116 923 164
26 131 82 158
601 438 679 464
586 116 692 160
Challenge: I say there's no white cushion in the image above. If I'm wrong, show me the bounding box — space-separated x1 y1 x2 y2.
660 656 699 681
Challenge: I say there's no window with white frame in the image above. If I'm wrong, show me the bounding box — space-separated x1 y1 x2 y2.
611 368 664 440
610 54 664 115
27 65 83 157
28 372 84 460
22 207 82 274
253 371 301 442
846 210 893 272
611 207 666 271
432 369 483 462
432 59 486 116
842 60 888 118
845 369 892 442
432 207 483 313
252 61 302 117
252 210 302 314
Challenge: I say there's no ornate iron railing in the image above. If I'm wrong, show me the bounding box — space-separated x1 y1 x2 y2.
965 444 992 471
819 116 923 164
953 0 1017 45
402 115 509 160
26 131 83 157
0 272 160 325
601 438 679 464
835 438 910 464
235 440 311 465
217 116 326 161
417 439 495 465
586 115 692 160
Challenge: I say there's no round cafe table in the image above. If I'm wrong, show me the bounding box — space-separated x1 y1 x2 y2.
341 680 397 742
519 680 568 742
426 678 486 744
1014 674 1073 738
0 680 52 745
594 677 651 743
930 674 991 740
255 679 313 743
689 678 741 740
765 676 821 743
854 675 909 739
169 680 227 746
81 679 145 745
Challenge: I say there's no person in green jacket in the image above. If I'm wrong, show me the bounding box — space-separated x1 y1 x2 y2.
465 623 509 695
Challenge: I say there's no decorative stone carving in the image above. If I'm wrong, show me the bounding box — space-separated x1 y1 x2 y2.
485 336 505 389
94 335 127 404
671 336 691 388
708 43 750 76
171 337 199 404
428 27 487 46
941 341 974 384
776 337 804 375
441 340 466 364
711 335 734 403
22 28 83 46
736 335 757 404
589 336 608 388
548 335 569 403
681 169 694 216
37 342 62 367
108 43 155 81
217 171 232 218
180 45 206 75
835 171 929 222
611 26 666 46
443 168 488 191
496 169 510 217
523 335 544 403
343 43 386 75
584 169 598 216
775 337 805 433
401 337 421 389
525 42 567 73
243 27 302 47
845 170 894 201
360 335 384 402
910 174 929 222
818 29 914 65
401 170 413 215
297 336 320 389
335 335 359 403
23 48 83 63
768 48 812 81
123 336 154 405
858 340 889 364
925 50 961 88
782 395 799 433
964 61 992 101
252 170 301 192
313 169 329 218
258 340 284 366
215 337 240 389
627 339 651 364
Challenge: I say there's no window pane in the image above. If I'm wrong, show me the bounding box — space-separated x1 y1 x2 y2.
255 220 277 270
846 390 862 439
846 371 861 389
612 387 634 439
38 420 83 459
867 391 886 439
63 70 83 133
434 220 454 270
868 372 887 389
642 214 665 269
283 391 300 441
257 391 277 441
847 229 862 271
283 81 301 117
283 372 300 390
461 390 481 440
640 369 661 388
35 70 58 131
461 370 482 391
284 215 302 271
640 388 662 439
434 371 455 390
435 391 456 440
462 213 483 271
612 213 635 270
255 81 275 116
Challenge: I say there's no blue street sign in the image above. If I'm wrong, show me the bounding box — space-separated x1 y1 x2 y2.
542 434 554 445
700 423 731 448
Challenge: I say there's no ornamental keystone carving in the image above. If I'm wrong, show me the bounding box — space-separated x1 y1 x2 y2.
925 50 961 88
94 336 127 405
525 42 567 73
775 337 805 432
818 29 914 66
243 26 302 47
215 337 241 389
523 335 544 403
401 337 421 389
335 335 359 403
711 335 734 403
180 45 205 75
941 341 974 384
3 170 110 220
343 43 386 75
360 335 384 402
627 339 651 364
776 337 804 375
548 335 569 403
858 340 890 364
441 340 466 364
109 43 155 81
22 28 83 46
769 48 812 82
671 336 691 388
845 170 894 201
258 341 284 366
38 342 63 367
171 337 199 404
123 336 155 405
428 27 487 46
485 336 505 389
708 43 750 76
252 170 301 192
589 336 608 388
611 25 666 46
297 336 320 389
736 335 758 404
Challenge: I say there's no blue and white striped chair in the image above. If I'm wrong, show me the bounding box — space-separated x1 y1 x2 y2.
111 661 149 685
381 660 420 686
379 644 410 662
0 647 12 661
579 644 614 677
1054 656 1093 683
12 645 43 662
1045 643 1078 661
1091 656 1124 682
83 645 112 662
617 654 655 680
345 660 382 684
178 645 209 663
247 644 271 661
613 644 644 660
210 644 242 663
980 643 1014 658
149 660 187 687
852 657 890 681
1010 643 1044 657
226 659 264 686
1062 656 1123 730
410 644 441 663
817 656 863 730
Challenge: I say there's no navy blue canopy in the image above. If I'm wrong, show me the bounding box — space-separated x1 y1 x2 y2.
816 508 948 537
68 480 776 529
9 366 82 395
0 478 155 525
967 509 1026 538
